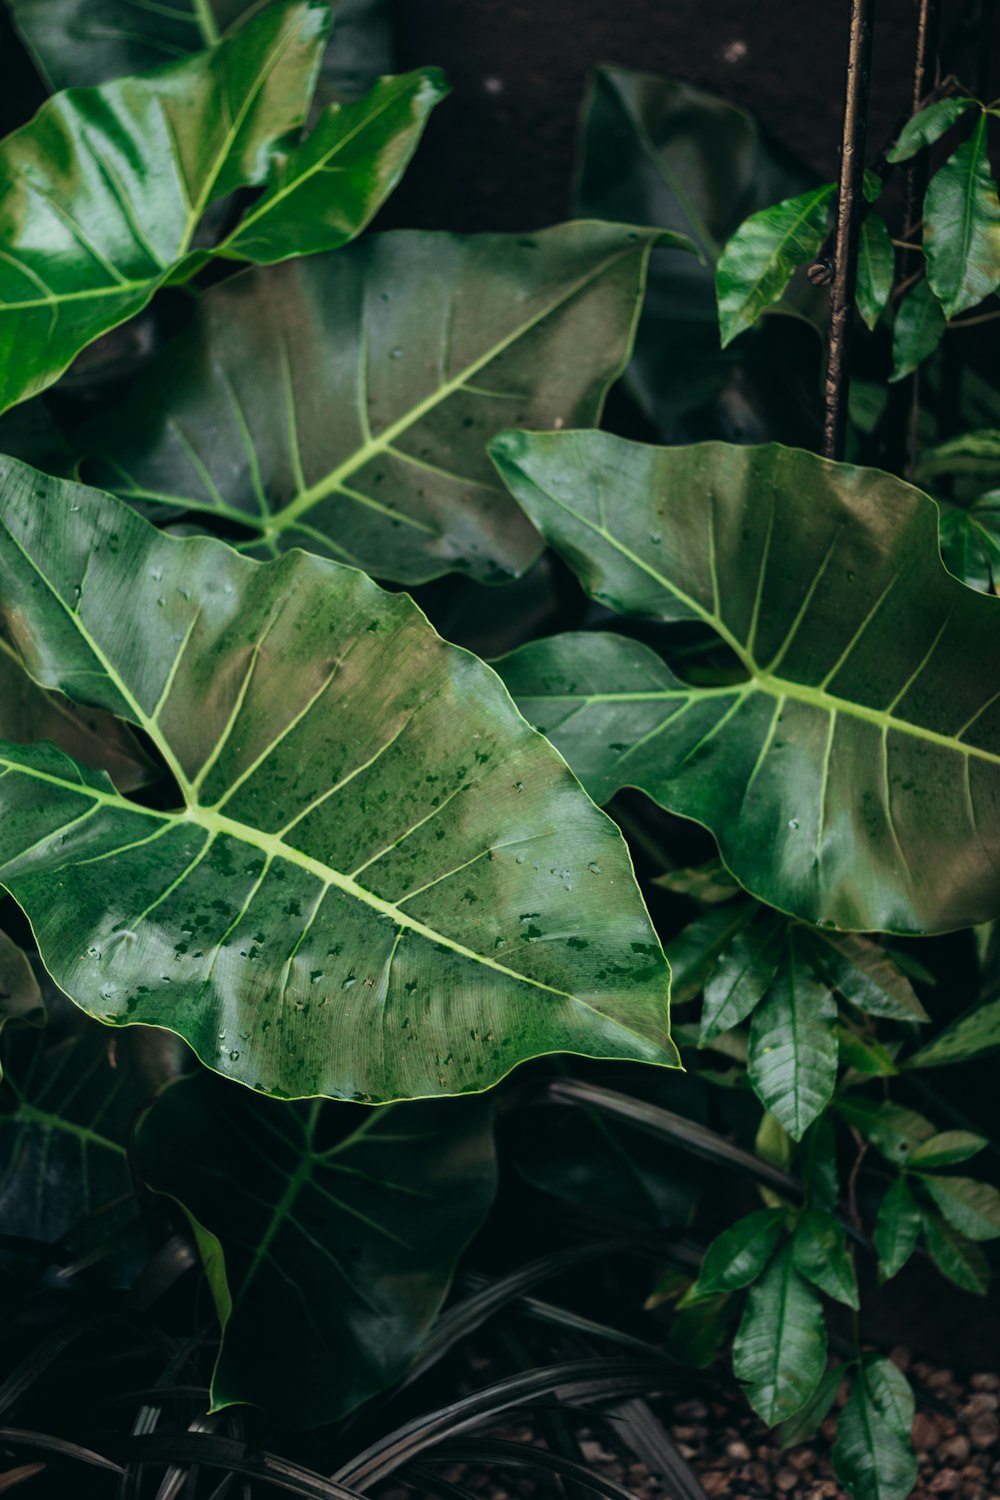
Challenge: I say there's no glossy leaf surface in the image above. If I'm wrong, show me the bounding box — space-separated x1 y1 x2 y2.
856 212 894 331
697 1208 785 1295
732 1243 826 1424
715 186 834 347
746 935 837 1140
923 117 1000 317
833 1356 917 1500
136 1072 497 1424
905 996 1000 1068
920 1174 1000 1240
79 224 663 585
886 98 978 163
0 459 675 1102
890 280 946 383
807 931 928 1021
909 1130 987 1167
699 917 782 1042
874 1177 921 1279
921 1210 990 1293
791 1209 858 1307
939 494 1000 592
493 431 1000 934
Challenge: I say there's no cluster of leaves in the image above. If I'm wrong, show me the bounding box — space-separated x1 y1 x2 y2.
0 13 998 1500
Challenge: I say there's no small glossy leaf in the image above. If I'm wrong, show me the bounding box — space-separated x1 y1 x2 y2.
700 917 783 1042
0 459 676 1102
0 931 45 1056
833 1357 918 1500
746 934 838 1140
863 1352 915 1436
919 1174 1000 1240
136 1072 497 1424
792 1210 858 1308
836 1027 898 1076
778 1364 843 1449
732 1243 827 1424
836 1098 935 1163
874 1177 922 1279
890 279 947 382
905 997 1000 1067
921 1209 991 1293
716 185 834 347
809 931 928 1021
887 98 979 163
79 223 664 585
0 1 328 414
670 1292 732 1368
492 432 1000 934
697 1208 785 1295
923 117 1000 317
655 902 756 1006
856 212 895 330
909 1130 988 1167
939 493 1000 593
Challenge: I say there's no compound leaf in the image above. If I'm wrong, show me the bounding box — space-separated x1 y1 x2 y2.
833 1357 918 1500
492 431 1000 935
0 458 675 1102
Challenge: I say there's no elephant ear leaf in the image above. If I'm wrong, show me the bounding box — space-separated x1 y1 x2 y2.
135 1071 497 1425
0 458 674 1103
491 431 1000 935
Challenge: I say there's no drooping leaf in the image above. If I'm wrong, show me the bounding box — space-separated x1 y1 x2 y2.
833 1357 918 1500
908 1130 988 1167
856 212 895 331
874 1176 921 1279
791 1209 858 1307
836 1098 935 1163
923 116 1000 317
886 98 979 163
491 431 1000 935
700 916 783 1042
732 1243 827 1424
890 279 947 383
78 224 665 585
938 493 1000 593
905 996 1000 1067
921 1209 990 1293
807 931 928 1021
696 1208 785 1295
919 1174 1000 1240
574 66 817 441
658 902 756 1006
9 0 391 99
778 1364 843 1449
747 934 837 1140
715 185 835 348
135 1071 497 1425
0 459 676 1103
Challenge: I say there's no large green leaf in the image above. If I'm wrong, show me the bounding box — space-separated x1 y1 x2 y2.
135 1071 496 1424
746 932 838 1140
0 2 443 415
491 431 1000 935
715 186 834 348
0 458 675 1102
77 224 664 585
9 0 390 99
923 115 1000 317
833 1356 918 1500
732 1242 827 1424
573 66 816 441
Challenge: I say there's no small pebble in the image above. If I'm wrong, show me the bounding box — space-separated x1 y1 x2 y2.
788 1447 816 1471
775 1468 798 1492
912 1411 943 1451
939 1434 971 1464
890 1345 912 1372
928 1470 960 1493
927 1369 956 1392
700 1474 730 1497
968 1414 999 1450
970 1373 1000 1392
961 1393 999 1419
726 1440 752 1461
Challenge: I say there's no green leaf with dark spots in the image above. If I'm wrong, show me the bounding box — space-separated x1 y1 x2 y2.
715 185 834 347
732 1242 827 1423
836 1098 935 1163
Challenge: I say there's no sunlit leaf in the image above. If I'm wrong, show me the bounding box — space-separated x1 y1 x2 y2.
715 186 834 347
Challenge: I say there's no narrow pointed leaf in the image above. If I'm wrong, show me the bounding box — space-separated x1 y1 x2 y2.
0 459 675 1102
653 902 755 1006
919 1174 1000 1240
136 1073 497 1425
856 212 895 330
916 429 1000 489
923 117 1000 317
836 1098 935 1163
715 185 834 347
491 431 1000 934
890 279 946 382
832 1359 917 1500
807 931 928 1022
921 1209 990 1293
700 917 783 1041
905 996 1000 1067
791 1209 858 1307
747 939 837 1139
79 224 664 585
887 98 978 163
697 1208 785 1295
908 1130 987 1167
732 1243 827 1423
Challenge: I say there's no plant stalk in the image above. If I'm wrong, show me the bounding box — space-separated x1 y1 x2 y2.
823 0 877 461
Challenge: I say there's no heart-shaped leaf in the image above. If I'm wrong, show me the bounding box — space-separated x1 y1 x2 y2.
923 115 1000 317
77 224 665 584
732 1242 827 1423
0 1 443 415
0 459 674 1102
492 431 1000 934
136 1071 497 1424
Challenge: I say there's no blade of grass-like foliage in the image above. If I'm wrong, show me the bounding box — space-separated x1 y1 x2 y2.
78 224 668 585
125 1434 367 1499
0 459 674 1102
492 431 1000 934
136 1072 496 1424
923 116 1000 317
